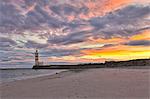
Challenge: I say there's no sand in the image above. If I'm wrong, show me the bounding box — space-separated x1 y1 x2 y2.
0 68 150 99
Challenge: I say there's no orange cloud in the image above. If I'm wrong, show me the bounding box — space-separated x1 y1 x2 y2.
67 15 76 22
77 29 150 62
81 45 150 61
79 0 132 19
89 37 126 44
48 56 106 63
130 30 150 41
79 0 150 20
23 3 37 15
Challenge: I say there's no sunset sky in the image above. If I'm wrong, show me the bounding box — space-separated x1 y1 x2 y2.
0 0 150 68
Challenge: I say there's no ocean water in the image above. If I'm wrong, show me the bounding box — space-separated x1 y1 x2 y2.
0 69 66 83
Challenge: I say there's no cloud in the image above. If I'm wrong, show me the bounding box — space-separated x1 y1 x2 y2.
25 40 48 48
0 37 17 47
124 40 150 46
0 1 66 29
89 5 150 38
0 2 25 28
47 5 150 46
50 4 89 16
48 30 91 45
24 5 65 28
0 0 150 67
25 0 36 6
40 48 80 57
102 44 117 48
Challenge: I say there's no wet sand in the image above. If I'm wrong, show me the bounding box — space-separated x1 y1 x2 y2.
0 68 150 99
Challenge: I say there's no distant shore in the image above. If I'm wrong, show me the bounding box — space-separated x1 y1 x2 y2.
32 58 150 69
1 67 149 99
0 68 31 70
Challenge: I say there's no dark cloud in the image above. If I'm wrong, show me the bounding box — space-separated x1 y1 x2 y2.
0 37 16 44
24 5 65 28
50 4 89 15
50 4 76 15
0 37 17 47
0 0 89 30
124 40 150 46
48 31 91 45
0 2 25 28
0 1 149 33
0 0 150 68
35 5 65 27
90 5 150 27
25 40 48 48
89 5 150 38
0 1 66 29
48 5 150 46
24 0 36 6
102 44 117 48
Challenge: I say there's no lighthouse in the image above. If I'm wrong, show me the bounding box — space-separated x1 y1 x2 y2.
35 49 39 66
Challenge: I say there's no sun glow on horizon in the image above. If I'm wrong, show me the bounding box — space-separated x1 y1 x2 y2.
0 0 150 67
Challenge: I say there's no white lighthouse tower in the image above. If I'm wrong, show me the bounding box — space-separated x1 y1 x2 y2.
35 49 39 66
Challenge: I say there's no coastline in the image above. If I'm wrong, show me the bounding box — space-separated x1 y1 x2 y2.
0 67 149 99
0 69 67 84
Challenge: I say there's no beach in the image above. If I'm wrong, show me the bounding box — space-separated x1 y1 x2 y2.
0 68 149 99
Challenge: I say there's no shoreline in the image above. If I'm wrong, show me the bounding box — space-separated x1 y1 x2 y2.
1 67 149 99
0 69 68 84
0 66 149 85
0 69 85 86
1 66 149 84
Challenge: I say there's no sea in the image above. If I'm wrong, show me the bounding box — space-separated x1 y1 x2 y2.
0 69 66 84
